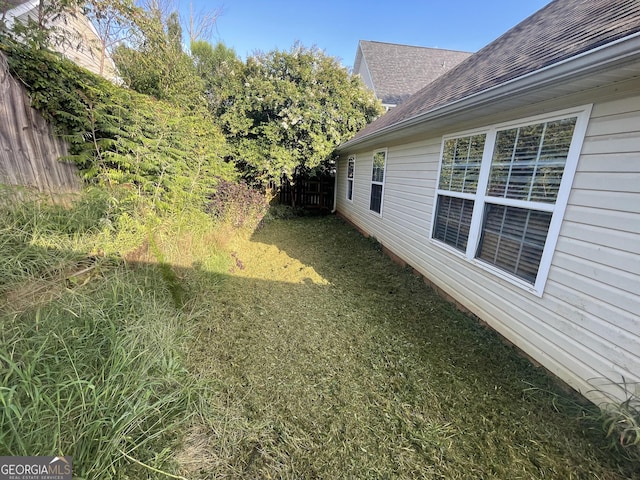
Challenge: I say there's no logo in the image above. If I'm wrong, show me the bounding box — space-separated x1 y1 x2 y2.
0 456 72 480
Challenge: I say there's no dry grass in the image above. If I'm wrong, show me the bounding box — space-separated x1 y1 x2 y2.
187 215 639 479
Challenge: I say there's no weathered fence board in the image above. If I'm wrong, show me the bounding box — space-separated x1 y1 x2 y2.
280 173 334 210
0 51 80 193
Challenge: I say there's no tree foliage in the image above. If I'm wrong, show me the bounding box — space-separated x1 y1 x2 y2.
111 4 203 107
84 0 142 76
204 45 383 184
4 0 382 193
190 40 243 116
1 39 234 205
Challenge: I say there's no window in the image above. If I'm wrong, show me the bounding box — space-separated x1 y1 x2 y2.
433 196 475 252
476 205 552 284
370 149 387 214
432 107 591 295
433 134 486 252
346 156 355 201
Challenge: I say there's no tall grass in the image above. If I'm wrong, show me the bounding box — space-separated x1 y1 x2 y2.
0 267 196 478
592 381 640 463
0 185 230 479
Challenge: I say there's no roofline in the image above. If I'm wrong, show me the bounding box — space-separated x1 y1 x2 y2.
338 31 640 152
354 41 376 97
352 41 363 73
358 39 473 55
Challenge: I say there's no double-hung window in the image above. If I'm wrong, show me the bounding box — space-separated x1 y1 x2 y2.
370 149 387 214
346 156 355 201
432 106 591 295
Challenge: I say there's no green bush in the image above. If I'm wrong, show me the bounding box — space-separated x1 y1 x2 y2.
1 40 235 207
205 179 269 231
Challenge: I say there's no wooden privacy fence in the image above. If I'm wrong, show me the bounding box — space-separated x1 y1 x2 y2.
279 173 335 211
0 51 80 193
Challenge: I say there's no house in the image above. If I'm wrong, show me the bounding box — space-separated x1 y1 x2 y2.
353 40 472 110
0 0 118 81
335 0 640 406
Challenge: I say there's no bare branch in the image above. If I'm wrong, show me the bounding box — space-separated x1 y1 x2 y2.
187 2 221 44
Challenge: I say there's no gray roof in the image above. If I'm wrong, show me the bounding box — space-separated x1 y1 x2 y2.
346 0 640 145
354 40 472 106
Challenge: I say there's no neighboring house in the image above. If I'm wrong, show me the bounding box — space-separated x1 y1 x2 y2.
0 0 118 81
336 0 640 406
353 40 472 110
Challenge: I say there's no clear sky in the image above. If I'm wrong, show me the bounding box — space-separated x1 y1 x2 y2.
180 1 552 68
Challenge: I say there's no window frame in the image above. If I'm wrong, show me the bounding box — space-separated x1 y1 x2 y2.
369 148 388 216
430 105 592 296
346 155 355 202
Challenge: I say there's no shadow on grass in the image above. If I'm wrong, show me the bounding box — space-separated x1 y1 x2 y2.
2 217 638 479
183 216 639 479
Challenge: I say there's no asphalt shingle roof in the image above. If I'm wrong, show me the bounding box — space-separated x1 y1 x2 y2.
355 40 472 106
349 0 640 143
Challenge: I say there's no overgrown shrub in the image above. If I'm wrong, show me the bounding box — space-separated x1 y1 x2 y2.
205 179 269 230
0 40 235 206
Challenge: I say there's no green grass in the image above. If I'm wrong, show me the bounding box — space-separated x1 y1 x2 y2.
187 215 640 479
1 265 197 478
1 189 637 479
0 187 228 479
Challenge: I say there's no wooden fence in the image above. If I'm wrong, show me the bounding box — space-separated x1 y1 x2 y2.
279 173 335 211
0 51 80 193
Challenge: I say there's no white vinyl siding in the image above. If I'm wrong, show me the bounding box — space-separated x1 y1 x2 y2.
54 10 119 80
5 2 118 81
335 86 640 405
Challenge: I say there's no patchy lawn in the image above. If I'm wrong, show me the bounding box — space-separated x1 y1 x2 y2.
187 215 637 479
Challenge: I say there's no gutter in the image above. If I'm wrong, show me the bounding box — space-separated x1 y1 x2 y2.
338 31 640 152
331 164 338 213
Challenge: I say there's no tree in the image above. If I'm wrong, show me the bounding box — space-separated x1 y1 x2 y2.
111 4 204 107
214 44 382 185
187 2 221 44
84 0 142 76
191 40 243 115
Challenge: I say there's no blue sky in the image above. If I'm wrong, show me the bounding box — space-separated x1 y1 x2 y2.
181 1 551 68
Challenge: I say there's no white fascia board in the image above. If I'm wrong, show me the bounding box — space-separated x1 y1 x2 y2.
338 31 640 152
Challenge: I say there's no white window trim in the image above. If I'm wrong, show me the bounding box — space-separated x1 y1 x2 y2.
346 155 355 202
430 105 593 297
369 148 388 217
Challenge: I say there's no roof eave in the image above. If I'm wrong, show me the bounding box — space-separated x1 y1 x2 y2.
338 31 640 152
